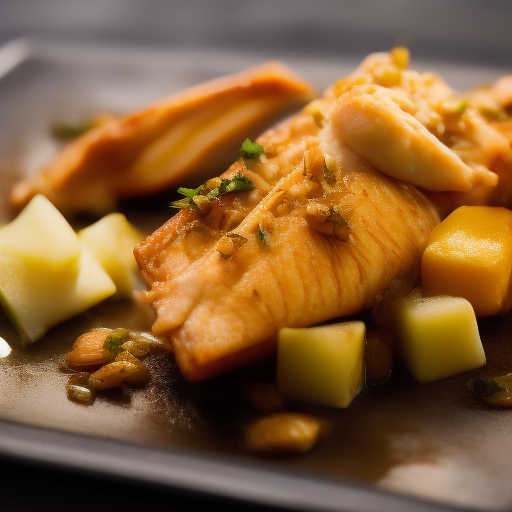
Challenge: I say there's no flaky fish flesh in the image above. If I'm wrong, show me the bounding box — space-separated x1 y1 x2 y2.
135 49 512 382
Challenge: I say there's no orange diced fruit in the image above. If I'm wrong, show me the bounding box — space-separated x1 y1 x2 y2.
421 206 512 318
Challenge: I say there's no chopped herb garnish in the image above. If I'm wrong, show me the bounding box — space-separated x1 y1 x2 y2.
453 99 469 116
467 377 505 398
170 184 205 209
171 174 254 209
177 184 205 199
257 221 270 246
104 330 130 355
208 174 255 197
323 161 337 186
225 173 255 193
51 122 94 141
304 100 327 128
169 197 192 209
239 138 265 160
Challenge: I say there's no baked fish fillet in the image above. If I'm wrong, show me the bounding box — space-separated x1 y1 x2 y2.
10 61 317 217
135 49 512 382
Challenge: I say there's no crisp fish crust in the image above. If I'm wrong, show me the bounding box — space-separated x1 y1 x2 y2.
135 49 512 381
10 61 317 217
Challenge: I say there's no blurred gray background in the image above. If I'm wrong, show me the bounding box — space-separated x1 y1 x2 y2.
0 0 511 67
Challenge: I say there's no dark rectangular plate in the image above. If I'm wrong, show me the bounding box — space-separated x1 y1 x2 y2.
0 38 510 512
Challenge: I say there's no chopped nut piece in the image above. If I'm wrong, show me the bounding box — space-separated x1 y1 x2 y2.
244 413 323 455
122 331 172 356
66 372 95 405
104 328 130 354
65 329 115 370
306 201 331 220
89 360 141 390
115 352 151 385
306 204 351 241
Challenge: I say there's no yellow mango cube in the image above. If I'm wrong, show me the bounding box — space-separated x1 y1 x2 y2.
276 321 365 408
78 213 145 298
384 291 485 383
0 194 81 270
421 206 512 318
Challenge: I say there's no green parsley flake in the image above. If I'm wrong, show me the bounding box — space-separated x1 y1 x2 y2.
239 138 265 160
453 99 469 116
208 174 255 198
467 377 505 398
170 184 205 209
225 173 255 193
323 162 336 186
177 184 205 199
104 330 130 354
51 121 95 141
170 175 254 210
257 221 270 246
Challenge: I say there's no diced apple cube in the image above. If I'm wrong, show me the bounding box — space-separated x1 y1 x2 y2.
78 213 145 298
0 248 116 345
384 290 485 383
0 195 116 345
276 321 365 408
0 194 81 270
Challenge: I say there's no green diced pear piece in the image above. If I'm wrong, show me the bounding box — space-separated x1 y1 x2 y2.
0 194 81 270
0 248 116 345
78 213 145 298
385 290 486 383
0 196 117 345
277 321 365 408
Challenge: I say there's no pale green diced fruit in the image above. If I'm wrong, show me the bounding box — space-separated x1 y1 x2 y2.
0 194 81 270
0 248 116 345
387 292 485 383
78 213 145 298
277 321 365 408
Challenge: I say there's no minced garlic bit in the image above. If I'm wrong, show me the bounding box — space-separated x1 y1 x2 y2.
305 201 352 241
217 232 248 259
306 201 331 220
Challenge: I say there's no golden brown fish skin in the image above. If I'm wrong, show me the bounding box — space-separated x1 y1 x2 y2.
136 49 512 382
134 110 320 288
150 146 438 382
10 61 317 217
